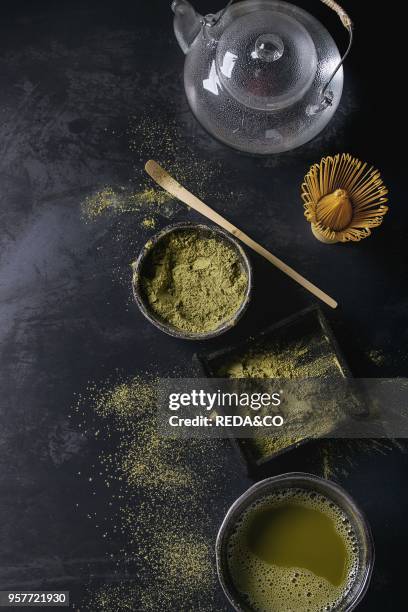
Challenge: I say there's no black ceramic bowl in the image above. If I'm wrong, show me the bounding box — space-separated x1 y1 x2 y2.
216 473 375 612
132 222 252 340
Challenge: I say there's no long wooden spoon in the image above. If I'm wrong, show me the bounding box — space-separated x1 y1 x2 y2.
145 160 337 309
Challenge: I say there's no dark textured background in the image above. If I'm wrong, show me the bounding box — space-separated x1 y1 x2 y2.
0 0 406 610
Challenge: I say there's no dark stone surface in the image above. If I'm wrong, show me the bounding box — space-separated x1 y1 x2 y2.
0 0 406 610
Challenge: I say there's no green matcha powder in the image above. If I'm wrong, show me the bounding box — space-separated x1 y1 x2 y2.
141 230 248 334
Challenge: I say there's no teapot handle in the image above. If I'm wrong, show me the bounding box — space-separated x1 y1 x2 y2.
320 0 352 28
205 0 353 113
208 0 352 28
315 0 353 113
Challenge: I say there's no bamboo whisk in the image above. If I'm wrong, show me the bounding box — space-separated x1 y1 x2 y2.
302 153 389 244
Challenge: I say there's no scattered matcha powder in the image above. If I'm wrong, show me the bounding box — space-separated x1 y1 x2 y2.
136 188 172 207
82 186 172 222
75 374 237 611
155 529 214 592
142 217 156 229
140 230 248 334
93 379 155 420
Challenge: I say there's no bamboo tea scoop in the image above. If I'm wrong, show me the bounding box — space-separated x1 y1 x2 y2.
145 160 338 309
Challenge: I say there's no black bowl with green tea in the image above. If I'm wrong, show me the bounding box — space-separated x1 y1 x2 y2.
216 474 374 612
132 223 252 340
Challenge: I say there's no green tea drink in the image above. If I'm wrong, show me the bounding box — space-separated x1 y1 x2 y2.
227 488 359 612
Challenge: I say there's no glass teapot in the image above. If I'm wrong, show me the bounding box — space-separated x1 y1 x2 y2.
172 0 353 154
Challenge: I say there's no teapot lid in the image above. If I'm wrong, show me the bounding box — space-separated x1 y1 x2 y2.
215 8 318 111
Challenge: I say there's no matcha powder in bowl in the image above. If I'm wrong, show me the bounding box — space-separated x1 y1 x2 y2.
132 223 252 339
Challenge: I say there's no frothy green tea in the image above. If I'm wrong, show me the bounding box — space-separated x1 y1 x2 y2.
227 489 359 612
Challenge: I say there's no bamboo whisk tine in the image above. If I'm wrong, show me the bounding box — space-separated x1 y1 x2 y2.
145 160 338 309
